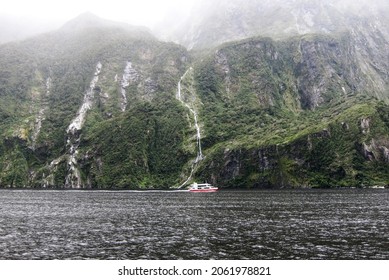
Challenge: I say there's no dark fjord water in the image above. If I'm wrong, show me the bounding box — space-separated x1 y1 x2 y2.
0 189 387 260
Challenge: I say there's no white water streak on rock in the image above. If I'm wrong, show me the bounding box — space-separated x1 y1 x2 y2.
120 61 138 112
64 62 102 188
31 108 45 150
46 77 52 94
31 77 51 150
176 68 190 100
176 67 204 188
67 62 102 134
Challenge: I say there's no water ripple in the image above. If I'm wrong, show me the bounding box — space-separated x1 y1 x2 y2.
0 189 387 259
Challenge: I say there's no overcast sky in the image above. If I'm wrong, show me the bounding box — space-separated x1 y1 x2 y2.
0 0 196 28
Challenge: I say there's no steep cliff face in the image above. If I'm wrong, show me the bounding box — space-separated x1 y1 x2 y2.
194 33 388 144
191 32 389 188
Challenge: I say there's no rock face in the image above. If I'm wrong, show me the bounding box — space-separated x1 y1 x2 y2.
191 28 389 187
197 32 387 112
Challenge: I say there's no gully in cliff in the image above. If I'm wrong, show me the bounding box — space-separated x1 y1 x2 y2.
188 182 218 192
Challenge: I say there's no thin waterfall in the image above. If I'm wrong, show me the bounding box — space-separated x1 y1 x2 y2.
64 62 102 188
191 109 203 162
30 77 51 150
119 61 139 112
175 67 204 188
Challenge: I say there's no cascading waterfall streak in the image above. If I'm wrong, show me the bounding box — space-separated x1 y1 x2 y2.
64 62 102 188
175 67 204 188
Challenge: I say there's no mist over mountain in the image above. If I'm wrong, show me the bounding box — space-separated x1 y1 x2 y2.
59 12 153 36
1 1 389 189
0 14 62 44
156 0 389 49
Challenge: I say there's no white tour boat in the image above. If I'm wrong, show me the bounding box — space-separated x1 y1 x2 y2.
188 182 218 192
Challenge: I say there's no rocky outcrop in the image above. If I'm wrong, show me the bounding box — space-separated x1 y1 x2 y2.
360 118 371 134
